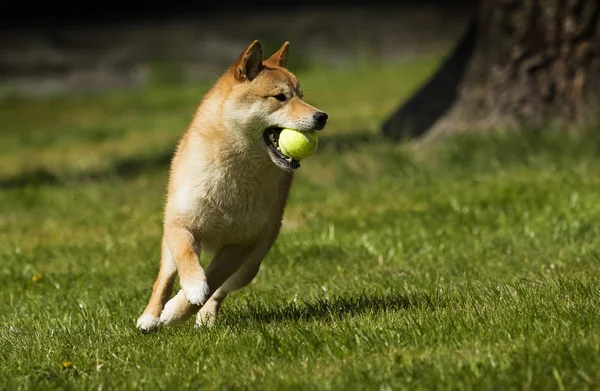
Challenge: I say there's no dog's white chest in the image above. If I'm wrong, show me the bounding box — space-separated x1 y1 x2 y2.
173 167 281 247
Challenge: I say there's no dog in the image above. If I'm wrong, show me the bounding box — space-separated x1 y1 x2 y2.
136 40 328 332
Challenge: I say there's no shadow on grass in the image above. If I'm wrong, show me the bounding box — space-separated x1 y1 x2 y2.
228 290 443 326
1 131 387 190
0 148 175 190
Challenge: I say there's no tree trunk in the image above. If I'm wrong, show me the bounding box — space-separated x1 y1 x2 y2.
382 0 600 142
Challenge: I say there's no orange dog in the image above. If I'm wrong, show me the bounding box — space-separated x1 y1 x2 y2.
136 40 328 332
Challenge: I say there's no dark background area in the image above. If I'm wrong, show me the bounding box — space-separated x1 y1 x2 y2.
0 0 477 96
1 0 475 28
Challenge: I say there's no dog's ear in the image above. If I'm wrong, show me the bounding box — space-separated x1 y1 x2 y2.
264 41 289 69
233 40 263 81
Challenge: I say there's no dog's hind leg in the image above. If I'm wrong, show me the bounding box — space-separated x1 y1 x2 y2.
159 244 252 327
195 222 282 327
195 290 227 328
136 236 178 332
196 259 262 327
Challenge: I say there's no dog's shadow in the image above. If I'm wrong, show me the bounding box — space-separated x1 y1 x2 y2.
225 290 443 326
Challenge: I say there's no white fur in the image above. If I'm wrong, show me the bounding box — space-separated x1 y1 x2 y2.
159 290 194 325
173 184 196 217
136 313 160 332
180 279 210 306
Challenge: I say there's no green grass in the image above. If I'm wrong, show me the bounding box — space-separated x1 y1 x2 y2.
2 55 600 390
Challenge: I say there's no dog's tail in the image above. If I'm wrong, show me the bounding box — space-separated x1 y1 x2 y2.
159 289 201 326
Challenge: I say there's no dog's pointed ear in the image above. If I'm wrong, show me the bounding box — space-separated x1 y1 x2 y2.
264 41 289 69
233 40 263 81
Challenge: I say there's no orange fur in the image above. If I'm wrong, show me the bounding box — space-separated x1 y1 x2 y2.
136 40 328 332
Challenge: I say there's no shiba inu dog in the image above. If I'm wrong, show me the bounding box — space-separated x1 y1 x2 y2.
136 40 328 332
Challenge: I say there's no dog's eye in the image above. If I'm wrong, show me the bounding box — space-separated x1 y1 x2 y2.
273 93 287 102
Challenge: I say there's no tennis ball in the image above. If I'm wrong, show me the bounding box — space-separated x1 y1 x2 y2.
278 128 318 160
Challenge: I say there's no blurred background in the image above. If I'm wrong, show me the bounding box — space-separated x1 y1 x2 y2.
0 0 488 186
1 0 598 184
0 0 476 96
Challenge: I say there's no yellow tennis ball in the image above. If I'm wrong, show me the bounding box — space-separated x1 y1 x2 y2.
278 128 318 160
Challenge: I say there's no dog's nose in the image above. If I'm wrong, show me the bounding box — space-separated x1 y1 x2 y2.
313 111 328 130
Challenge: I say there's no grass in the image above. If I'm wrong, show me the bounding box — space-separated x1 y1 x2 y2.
2 54 600 390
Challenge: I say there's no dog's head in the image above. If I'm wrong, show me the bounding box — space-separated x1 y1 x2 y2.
223 40 328 171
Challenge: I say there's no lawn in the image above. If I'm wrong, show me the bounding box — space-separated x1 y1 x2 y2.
1 55 600 390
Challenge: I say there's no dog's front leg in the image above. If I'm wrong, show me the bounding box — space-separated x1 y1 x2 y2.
164 226 210 307
159 244 252 326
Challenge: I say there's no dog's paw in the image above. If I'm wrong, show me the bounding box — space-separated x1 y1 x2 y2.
195 297 220 328
181 279 210 306
195 314 217 329
159 289 196 326
136 313 160 333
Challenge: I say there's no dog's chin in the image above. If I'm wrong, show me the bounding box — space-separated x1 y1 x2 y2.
263 128 301 172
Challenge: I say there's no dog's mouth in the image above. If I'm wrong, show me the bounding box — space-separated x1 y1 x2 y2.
263 127 301 171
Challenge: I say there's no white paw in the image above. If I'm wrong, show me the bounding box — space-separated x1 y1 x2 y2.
159 290 194 326
181 279 210 306
136 313 160 332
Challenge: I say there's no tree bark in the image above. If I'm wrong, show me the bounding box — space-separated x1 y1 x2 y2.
382 0 600 142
